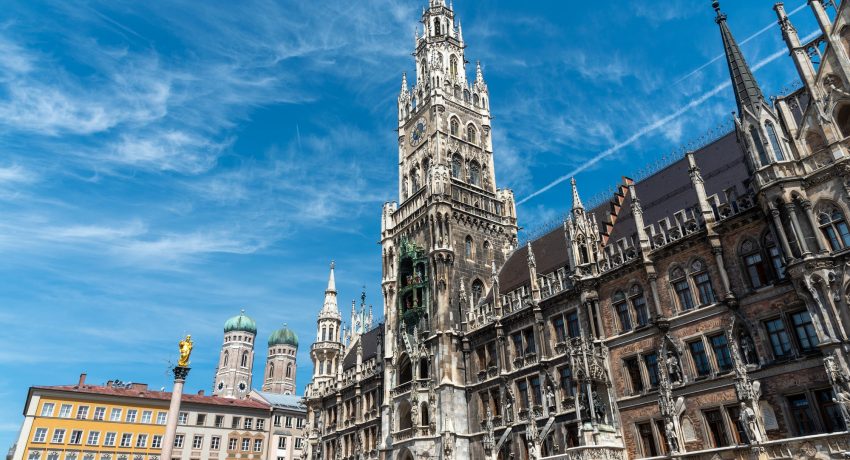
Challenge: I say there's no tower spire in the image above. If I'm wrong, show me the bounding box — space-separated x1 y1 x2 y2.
570 177 585 213
713 0 764 116
321 261 338 315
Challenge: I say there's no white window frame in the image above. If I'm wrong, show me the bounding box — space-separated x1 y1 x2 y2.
40 403 55 417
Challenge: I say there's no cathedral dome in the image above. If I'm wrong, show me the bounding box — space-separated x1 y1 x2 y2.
268 324 299 348
223 310 257 334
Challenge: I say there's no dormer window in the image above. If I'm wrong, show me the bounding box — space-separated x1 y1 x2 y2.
749 126 770 167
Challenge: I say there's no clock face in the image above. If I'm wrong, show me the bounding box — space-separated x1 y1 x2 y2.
410 118 427 146
238 382 247 391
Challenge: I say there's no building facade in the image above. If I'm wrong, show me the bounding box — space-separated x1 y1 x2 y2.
13 374 271 460
304 1 850 459
250 392 307 460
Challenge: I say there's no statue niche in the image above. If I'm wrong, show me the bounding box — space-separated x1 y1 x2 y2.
398 238 429 333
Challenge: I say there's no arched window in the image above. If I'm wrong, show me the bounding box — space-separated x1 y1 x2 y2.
286 363 292 378
223 351 229 366
749 126 770 167
473 94 480 106
449 55 458 79
765 121 785 161
670 266 694 311
467 124 477 144
469 161 481 186
629 285 650 327
329 326 335 341
402 175 409 200
483 240 491 261
806 131 826 152
463 89 470 103
763 232 786 279
450 117 459 136
612 291 631 332
419 359 429 379
740 239 768 289
451 154 462 178
398 400 413 430
411 167 420 191
465 235 474 258
420 402 430 426
835 105 850 139
471 279 484 305
818 205 850 251
433 18 441 36
399 356 413 384
422 158 430 181
268 363 274 378
241 351 249 368
689 259 716 306
322 326 327 341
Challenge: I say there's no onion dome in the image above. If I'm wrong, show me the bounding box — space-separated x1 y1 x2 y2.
223 310 257 334
268 323 299 348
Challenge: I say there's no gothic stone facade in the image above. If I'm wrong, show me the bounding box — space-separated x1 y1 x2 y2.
305 1 850 459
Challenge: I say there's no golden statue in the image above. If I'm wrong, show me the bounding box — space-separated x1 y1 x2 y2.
177 335 193 367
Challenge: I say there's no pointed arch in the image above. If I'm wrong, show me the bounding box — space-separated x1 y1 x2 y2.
223 351 229 367
467 124 477 144
764 121 785 161
397 400 413 430
451 153 463 179
465 235 474 259
740 237 768 289
749 125 770 167
469 160 481 186
241 351 249 367
835 103 850 139
449 55 458 79
420 402 430 426
471 279 485 305
816 201 850 251
450 117 460 136
268 362 274 379
398 353 413 384
286 363 292 378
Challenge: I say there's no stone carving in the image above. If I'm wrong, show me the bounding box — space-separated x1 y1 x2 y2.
681 417 697 442
739 402 762 443
759 401 778 431
545 385 556 410
727 316 767 443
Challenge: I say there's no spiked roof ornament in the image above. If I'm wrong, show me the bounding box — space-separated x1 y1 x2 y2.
713 0 764 115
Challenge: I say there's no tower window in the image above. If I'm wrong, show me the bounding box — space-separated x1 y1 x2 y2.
465 235 474 258
469 161 481 186
467 124 477 144
268 363 274 379
223 351 229 367
241 352 249 368
286 363 293 378
749 126 770 167
836 104 850 138
471 279 484 305
765 121 785 161
818 205 850 251
450 117 459 136
451 154 462 178
449 55 458 80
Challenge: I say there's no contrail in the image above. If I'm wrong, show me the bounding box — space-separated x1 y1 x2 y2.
517 30 819 207
673 2 808 85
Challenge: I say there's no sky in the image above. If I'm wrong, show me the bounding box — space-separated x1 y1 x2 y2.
0 0 827 446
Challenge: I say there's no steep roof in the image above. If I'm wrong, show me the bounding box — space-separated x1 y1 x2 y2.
342 324 383 370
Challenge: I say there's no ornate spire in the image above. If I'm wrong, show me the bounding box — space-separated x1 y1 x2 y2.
457 20 463 44
475 61 484 84
713 0 764 115
320 261 339 316
401 72 409 94
570 177 584 213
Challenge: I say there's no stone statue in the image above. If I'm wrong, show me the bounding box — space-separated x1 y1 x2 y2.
666 353 682 382
739 332 758 366
739 402 762 443
834 390 850 424
546 385 556 410
591 391 606 422
665 421 679 453
177 335 193 367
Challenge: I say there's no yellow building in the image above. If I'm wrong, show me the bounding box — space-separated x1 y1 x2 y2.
13 374 272 460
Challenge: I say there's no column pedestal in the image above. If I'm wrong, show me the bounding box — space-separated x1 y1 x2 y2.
161 366 190 460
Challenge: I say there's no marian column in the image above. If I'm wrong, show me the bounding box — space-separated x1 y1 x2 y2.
161 335 193 460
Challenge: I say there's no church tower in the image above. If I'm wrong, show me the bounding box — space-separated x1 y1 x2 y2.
213 310 256 398
308 262 344 395
263 324 298 395
380 0 518 456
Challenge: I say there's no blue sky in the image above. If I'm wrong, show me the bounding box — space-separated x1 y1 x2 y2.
0 0 824 445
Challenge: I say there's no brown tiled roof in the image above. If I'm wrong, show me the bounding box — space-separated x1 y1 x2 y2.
31 384 271 410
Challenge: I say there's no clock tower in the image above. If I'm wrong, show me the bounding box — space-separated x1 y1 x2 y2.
381 0 518 457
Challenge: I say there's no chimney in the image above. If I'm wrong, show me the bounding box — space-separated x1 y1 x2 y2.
197 390 205 396
78 373 87 387
130 383 149 391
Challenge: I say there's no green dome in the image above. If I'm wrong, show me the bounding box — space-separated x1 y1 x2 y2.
268 323 299 348
224 310 257 334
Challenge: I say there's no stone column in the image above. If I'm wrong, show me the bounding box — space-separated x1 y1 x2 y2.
161 366 189 460
769 207 794 259
785 203 811 256
801 200 829 253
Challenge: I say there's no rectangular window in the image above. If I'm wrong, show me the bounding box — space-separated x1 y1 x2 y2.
788 394 817 435
559 366 574 397
517 380 529 410
791 311 819 352
765 318 793 359
125 409 137 423
232 416 241 429
704 409 730 447
674 280 694 311
69 430 82 445
767 246 786 279
93 407 105 421
120 433 133 448
242 438 250 451
257 419 265 430
59 404 72 418
244 417 253 429
644 353 659 388
86 431 100 446
615 301 632 332
690 341 711 377
254 439 263 452
156 411 167 425
174 434 184 448
103 432 116 447
511 332 524 358
278 437 287 449
625 357 644 393
178 412 188 424
228 438 238 451
196 413 206 426
285 416 292 428
632 295 650 327
531 376 542 406
273 415 281 427
110 408 122 421
637 422 658 457
552 316 566 343
141 410 152 423
136 434 148 448
566 311 580 338
211 436 221 450
710 334 733 372
33 428 47 443
51 429 65 444
295 438 304 449
216 415 225 427
523 328 536 354
192 435 203 449
695 272 716 305
744 253 768 289
76 406 89 420
40 403 55 417
151 435 162 449
816 389 846 432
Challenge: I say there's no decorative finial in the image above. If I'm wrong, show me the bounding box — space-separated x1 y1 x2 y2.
240 308 245 315
330 260 335 270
